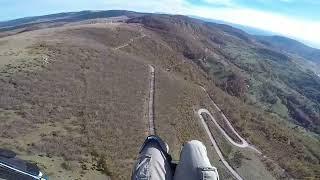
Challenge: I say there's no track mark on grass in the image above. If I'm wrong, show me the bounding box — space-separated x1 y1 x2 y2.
113 28 146 50
148 65 155 135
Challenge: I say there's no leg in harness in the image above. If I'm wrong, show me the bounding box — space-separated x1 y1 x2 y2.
132 135 219 180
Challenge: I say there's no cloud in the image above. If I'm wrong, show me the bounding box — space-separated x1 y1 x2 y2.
202 0 233 6
189 6 320 47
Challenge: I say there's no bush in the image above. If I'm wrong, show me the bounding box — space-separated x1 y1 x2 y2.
61 161 72 171
97 155 112 176
230 151 244 168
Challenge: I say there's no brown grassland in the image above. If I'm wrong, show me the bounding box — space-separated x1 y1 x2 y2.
0 18 319 180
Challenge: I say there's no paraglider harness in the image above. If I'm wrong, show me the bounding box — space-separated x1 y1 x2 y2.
0 149 48 180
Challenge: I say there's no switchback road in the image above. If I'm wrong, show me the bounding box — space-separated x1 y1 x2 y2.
197 86 262 180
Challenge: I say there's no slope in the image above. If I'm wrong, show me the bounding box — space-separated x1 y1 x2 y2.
256 35 320 64
0 12 319 180
126 14 320 179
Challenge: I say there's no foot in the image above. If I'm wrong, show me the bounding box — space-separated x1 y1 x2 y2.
140 135 170 154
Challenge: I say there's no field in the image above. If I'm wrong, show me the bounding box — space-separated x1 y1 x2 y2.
0 13 319 180
0 23 150 179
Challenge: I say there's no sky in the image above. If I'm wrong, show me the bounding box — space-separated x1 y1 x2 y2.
0 0 320 48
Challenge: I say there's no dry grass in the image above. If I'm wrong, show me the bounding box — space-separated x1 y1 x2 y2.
118 23 279 179
154 69 236 180
0 24 150 180
1 20 318 180
204 114 277 180
205 84 320 179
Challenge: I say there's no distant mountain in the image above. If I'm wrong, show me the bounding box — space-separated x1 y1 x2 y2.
256 35 320 64
1 10 319 65
189 15 275 36
190 15 320 64
0 10 145 31
1 10 320 179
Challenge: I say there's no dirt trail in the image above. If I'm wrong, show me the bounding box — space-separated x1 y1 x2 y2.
197 109 243 180
113 28 146 50
197 86 262 180
112 28 258 179
148 65 156 135
112 29 155 135
199 86 261 153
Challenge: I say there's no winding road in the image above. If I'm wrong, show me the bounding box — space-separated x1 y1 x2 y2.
199 86 261 153
197 86 262 180
143 63 258 179
113 29 262 179
198 109 244 180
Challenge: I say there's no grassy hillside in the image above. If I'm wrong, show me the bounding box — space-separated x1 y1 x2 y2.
128 14 320 134
0 10 144 30
256 35 320 64
0 24 151 179
126 14 320 178
0 12 319 179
